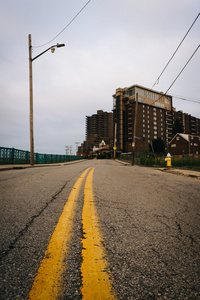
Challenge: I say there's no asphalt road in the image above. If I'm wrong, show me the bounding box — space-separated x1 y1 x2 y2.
0 159 199 299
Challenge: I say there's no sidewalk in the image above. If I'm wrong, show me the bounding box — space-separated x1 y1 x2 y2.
115 159 200 179
0 159 85 171
158 167 200 179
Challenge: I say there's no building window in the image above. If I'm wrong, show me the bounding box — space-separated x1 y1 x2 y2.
139 97 144 103
176 136 180 141
171 144 176 147
129 88 135 96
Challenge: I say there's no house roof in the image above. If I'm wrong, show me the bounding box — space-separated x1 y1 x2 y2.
178 133 190 142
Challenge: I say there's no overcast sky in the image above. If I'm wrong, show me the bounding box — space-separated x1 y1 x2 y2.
0 0 199 154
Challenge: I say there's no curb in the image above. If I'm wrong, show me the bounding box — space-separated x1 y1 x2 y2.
0 159 86 172
158 168 200 179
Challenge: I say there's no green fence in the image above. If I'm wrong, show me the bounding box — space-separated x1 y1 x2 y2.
0 147 85 165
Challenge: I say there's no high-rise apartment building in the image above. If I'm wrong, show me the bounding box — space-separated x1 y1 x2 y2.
113 84 173 153
175 111 200 136
85 110 113 152
113 84 200 154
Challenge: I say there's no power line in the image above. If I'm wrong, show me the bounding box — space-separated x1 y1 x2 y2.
172 95 200 104
33 0 92 48
165 44 200 94
150 44 200 106
151 13 200 89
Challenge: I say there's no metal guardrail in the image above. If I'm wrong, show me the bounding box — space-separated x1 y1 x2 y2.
0 147 84 165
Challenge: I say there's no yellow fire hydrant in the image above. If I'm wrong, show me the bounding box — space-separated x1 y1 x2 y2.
165 153 172 169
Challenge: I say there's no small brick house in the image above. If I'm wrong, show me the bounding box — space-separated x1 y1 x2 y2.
168 133 200 155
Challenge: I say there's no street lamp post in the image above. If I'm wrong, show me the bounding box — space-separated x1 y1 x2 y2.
28 34 65 165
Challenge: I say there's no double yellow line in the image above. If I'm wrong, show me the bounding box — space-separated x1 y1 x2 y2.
28 168 116 299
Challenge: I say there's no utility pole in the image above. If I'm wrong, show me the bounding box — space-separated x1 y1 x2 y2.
29 34 34 166
65 146 69 155
69 146 73 155
132 92 138 166
113 122 117 159
28 34 65 166
75 142 79 155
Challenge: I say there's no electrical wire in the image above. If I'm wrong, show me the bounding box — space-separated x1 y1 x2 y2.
151 13 200 89
33 0 92 48
172 95 200 104
150 44 200 106
165 44 200 95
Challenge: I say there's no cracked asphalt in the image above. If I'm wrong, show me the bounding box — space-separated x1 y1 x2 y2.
0 159 199 299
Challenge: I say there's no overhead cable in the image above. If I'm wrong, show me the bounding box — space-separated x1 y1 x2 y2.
151 13 200 89
165 44 200 95
33 0 92 48
172 95 200 104
150 44 200 106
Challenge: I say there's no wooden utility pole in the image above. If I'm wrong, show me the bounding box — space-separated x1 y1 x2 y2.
29 34 34 166
28 34 65 166
132 92 138 166
114 122 117 159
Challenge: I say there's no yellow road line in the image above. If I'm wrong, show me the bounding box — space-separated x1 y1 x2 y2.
81 168 116 299
28 168 90 300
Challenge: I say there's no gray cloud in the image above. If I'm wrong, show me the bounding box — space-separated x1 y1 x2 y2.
1 0 200 154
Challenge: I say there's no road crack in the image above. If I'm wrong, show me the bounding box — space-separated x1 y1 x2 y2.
0 180 69 262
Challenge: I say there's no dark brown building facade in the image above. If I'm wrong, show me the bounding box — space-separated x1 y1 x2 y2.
113 84 200 154
113 84 174 153
81 110 113 154
174 111 200 136
168 133 200 155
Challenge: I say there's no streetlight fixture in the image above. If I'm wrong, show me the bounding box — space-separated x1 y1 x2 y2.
28 34 65 166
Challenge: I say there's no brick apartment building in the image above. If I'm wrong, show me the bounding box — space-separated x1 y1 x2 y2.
112 84 200 154
78 110 113 155
175 110 200 136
